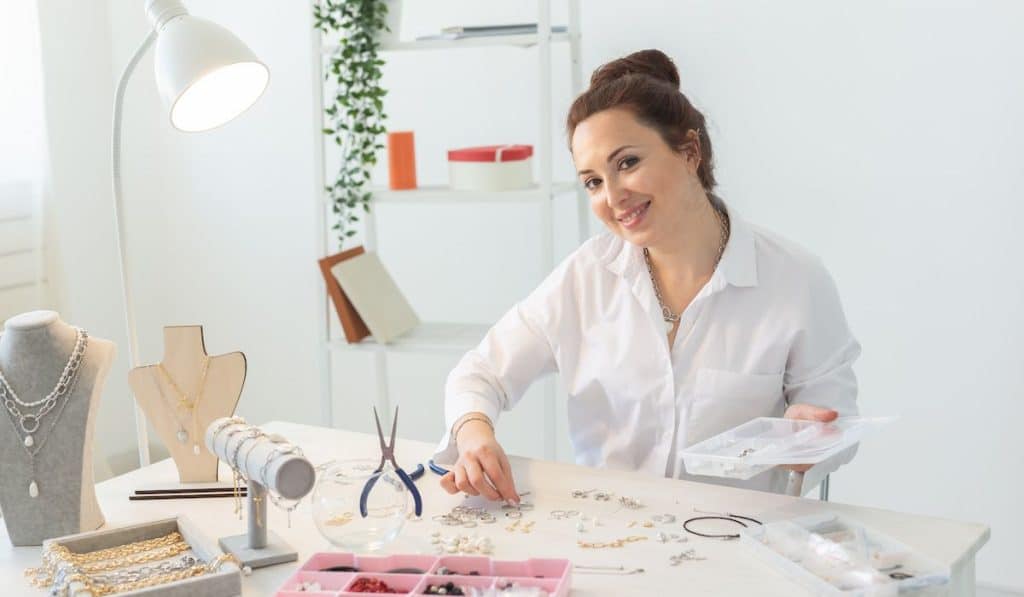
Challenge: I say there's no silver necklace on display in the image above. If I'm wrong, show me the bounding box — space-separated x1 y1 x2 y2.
0 328 89 498
643 204 730 332
0 327 87 447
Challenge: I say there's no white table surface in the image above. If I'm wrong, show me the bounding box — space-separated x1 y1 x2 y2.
2 421 990 596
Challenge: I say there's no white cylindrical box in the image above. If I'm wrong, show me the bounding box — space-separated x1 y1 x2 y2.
447 144 534 191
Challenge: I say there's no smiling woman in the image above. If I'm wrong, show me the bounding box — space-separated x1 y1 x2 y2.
431 49 862 500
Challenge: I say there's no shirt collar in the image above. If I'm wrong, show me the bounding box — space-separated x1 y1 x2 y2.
600 194 759 288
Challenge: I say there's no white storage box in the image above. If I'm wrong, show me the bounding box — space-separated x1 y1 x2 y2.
680 416 894 480
740 513 949 595
447 144 533 191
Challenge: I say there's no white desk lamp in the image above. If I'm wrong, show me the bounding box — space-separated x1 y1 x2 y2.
112 0 269 465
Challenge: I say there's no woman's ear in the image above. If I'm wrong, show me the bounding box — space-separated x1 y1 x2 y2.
678 129 702 170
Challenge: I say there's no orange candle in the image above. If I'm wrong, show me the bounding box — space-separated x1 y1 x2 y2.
387 131 417 190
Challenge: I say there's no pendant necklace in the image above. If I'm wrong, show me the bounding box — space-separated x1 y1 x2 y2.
643 203 730 333
152 356 210 456
0 327 89 497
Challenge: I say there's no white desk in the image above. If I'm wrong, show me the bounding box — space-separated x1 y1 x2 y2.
3 421 989 595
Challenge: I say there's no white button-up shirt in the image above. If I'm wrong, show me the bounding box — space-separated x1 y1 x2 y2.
434 201 861 493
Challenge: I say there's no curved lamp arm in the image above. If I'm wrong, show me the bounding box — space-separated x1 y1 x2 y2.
111 30 157 467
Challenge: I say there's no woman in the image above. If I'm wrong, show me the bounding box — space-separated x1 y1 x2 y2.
434 49 860 503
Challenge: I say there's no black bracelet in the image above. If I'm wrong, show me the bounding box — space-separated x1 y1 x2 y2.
683 515 762 540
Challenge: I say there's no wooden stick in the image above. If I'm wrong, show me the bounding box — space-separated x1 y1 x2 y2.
134 487 239 495
128 492 244 501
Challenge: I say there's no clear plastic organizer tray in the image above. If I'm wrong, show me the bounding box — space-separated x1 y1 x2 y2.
681 416 894 480
275 552 570 596
739 513 949 596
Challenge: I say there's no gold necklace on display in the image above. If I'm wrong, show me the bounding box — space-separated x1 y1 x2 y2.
151 356 211 456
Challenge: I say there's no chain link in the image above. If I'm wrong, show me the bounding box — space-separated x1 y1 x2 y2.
643 202 730 325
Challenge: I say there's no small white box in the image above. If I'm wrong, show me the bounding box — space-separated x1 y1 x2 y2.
447 144 533 191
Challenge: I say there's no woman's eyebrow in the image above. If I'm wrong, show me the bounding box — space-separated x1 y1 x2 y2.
577 145 638 176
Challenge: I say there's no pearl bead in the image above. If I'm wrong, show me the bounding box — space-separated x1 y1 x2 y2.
28 480 39 498
24 435 34 448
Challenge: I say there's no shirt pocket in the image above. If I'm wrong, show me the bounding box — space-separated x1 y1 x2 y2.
687 368 785 446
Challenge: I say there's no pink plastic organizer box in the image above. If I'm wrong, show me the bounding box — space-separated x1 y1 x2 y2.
275 552 571 596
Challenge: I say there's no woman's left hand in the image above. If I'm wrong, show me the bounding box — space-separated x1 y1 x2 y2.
780 403 838 472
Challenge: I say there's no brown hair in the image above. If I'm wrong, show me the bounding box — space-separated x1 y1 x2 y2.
566 49 716 191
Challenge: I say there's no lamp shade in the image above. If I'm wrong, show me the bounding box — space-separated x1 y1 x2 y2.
153 14 269 132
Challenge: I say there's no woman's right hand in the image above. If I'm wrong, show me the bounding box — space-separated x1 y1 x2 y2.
439 418 520 504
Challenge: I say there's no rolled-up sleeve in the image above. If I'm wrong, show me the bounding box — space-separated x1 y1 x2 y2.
783 261 862 481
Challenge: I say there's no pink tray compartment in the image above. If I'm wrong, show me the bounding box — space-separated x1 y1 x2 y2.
430 555 493 576
278 552 572 597
300 552 360 572
340 572 425 595
418 575 494 594
354 554 440 574
279 570 354 592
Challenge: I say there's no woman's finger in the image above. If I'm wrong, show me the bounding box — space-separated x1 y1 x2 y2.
494 452 520 504
440 471 458 494
463 457 500 501
453 463 479 496
785 403 838 422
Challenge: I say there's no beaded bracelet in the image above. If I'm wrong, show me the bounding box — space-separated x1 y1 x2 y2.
230 429 264 479
452 415 493 445
209 416 246 440
259 442 300 487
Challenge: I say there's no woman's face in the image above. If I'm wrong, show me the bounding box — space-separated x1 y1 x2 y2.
571 108 703 248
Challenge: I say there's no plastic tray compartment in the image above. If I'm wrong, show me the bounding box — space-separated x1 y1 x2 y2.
278 553 571 597
277 571 354 596
740 513 949 596
680 416 892 480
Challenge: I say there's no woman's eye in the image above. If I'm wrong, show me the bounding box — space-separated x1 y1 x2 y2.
619 156 639 170
584 178 601 191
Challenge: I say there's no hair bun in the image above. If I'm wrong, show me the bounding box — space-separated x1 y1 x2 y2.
589 49 680 90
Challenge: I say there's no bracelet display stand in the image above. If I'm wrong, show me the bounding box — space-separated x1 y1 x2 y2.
128 326 245 483
205 417 316 569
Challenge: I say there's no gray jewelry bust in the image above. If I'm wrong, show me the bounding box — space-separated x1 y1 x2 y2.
0 311 113 546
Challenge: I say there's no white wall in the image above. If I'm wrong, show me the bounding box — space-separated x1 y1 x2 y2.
36 0 1022 590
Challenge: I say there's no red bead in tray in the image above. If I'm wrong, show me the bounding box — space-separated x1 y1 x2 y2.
275 552 571 597
350 577 400 593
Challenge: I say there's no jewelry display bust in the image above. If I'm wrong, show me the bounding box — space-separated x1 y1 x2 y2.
128 326 245 483
0 311 110 546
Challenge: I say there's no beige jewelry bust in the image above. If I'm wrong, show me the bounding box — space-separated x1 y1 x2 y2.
128 325 245 483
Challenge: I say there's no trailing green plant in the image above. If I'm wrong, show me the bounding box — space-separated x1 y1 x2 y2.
313 0 389 244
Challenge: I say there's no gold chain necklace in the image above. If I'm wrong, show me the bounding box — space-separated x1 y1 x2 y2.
643 202 730 332
26 532 185 587
26 533 240 595
153 357 210 455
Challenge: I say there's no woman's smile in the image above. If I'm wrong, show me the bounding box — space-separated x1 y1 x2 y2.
617 200 652 230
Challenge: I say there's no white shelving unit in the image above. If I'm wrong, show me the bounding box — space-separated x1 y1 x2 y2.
311 0 585 459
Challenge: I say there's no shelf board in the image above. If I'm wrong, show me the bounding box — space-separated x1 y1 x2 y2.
328 322 488 354
322 32 570 55
323 182 578 205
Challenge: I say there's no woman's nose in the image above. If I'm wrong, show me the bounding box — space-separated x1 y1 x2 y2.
604 177 628 208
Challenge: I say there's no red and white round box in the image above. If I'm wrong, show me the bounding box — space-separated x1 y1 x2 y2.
447 144 534 191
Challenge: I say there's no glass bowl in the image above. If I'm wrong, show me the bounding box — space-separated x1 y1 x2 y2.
311 458 408 552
